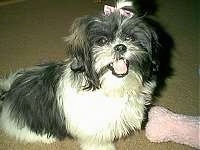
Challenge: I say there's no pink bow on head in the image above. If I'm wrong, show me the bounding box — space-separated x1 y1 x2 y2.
104 5 134 17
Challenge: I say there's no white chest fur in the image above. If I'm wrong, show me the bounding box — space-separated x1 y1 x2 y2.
59 86 145 142
56 68 155 142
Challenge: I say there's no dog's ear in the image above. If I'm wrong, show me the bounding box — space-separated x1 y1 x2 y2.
65 16 100 90
65 16 91 72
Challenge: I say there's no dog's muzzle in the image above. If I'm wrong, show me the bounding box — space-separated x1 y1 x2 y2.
107 44 129 78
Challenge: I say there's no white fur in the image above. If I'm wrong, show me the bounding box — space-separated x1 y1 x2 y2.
56 67 155 149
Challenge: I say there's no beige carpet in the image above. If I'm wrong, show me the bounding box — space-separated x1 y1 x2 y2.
0 0 199 150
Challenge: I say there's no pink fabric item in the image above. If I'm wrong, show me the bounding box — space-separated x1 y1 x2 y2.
145 106 200 149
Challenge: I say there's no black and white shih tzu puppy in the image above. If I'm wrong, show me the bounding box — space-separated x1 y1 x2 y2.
0 1 159 150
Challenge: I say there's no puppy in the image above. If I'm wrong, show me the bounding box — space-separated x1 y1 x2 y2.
0 1 159 150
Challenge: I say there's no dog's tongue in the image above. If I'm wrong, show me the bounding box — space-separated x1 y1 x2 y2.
112 59 128 75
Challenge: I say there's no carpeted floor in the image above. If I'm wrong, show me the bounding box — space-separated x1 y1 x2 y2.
0 0 199 150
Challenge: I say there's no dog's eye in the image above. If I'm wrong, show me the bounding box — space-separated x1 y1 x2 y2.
96 37 108 46
125 35 135 41
125 36 131 41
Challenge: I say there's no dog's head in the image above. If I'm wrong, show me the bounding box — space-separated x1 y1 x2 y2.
65 7 159 93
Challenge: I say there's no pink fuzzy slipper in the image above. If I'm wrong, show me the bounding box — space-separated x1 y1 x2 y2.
145 106 200 149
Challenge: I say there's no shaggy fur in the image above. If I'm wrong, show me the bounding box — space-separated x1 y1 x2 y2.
0 4 159 150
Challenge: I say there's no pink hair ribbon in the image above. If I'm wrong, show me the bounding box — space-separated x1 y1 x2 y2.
104 4 134 17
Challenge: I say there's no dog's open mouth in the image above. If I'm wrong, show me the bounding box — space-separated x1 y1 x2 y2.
108 58 129 78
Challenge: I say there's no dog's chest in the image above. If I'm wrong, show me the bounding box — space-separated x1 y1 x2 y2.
61 88 145 140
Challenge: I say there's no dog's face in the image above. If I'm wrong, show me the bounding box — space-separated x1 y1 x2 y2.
65 12 159 92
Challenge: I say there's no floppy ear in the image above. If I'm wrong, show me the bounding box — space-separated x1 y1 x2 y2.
65 16 90 72
65 16 100 90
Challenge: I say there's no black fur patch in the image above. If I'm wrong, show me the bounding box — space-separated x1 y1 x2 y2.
5 63 69 140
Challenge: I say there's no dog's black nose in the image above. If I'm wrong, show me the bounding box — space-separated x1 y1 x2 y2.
114 44 127 53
